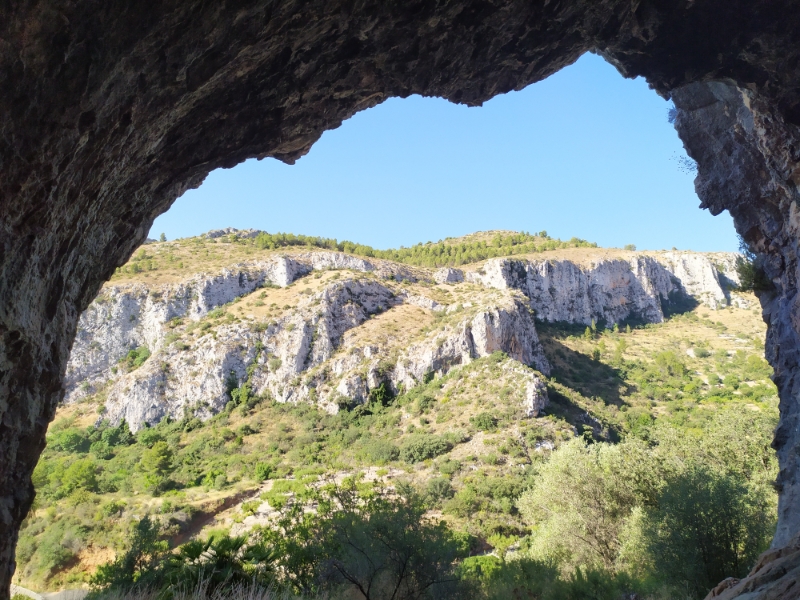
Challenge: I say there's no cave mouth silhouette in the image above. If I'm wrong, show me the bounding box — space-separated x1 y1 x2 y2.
2 3 800 598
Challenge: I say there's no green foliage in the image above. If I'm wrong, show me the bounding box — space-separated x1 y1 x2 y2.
261 480 470 598
49 429 89 453
249 231 597 268
139 441 174 493
735 235 771 292
120 346 151 371
642 466 773 596
400 434 452 463
359 438 399 464
91 516 168 591
470 412 497 431
91 517 275 598
254 462 273 481
61 458 99 495
517 412 777 595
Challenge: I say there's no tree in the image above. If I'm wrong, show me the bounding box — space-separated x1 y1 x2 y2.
642 466 774 597
91 518 275 596
262 479 470 599
139 441 174 492
61 458 99 495
159 233 166 242
92 516 168 590
517 439 653 572
736 234 770 292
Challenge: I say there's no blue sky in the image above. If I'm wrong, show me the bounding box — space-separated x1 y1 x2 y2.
150 53 737 252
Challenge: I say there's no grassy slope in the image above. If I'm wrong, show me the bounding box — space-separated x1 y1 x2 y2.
14 234 776 591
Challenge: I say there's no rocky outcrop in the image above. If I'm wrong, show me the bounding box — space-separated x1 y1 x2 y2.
673 81 800 560
65 252 422 404
71 247 748 430
466 252 743 325
2 0 800 595
434 268 465 284
703 532 800 600
98 272 549 431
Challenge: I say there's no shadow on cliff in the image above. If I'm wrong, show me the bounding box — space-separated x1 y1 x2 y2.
536 323 629 410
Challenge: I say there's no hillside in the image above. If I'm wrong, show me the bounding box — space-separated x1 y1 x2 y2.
15 230 778 596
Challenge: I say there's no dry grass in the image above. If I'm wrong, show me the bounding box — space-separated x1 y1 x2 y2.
341 304 435 350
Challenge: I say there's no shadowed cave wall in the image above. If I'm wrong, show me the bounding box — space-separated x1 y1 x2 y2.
2 1 800 597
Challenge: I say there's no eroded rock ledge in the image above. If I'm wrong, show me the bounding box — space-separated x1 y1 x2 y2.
2 1 800 597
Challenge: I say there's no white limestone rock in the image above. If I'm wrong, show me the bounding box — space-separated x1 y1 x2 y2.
434 267 465 284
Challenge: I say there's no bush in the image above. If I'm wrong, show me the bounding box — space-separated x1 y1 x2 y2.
470 412 497 431
61 458 99 495
49 429 88 453
261 480 470 597
120 346 151 371
359 438 399 464
255 462 273 481
643 466 774 596
399 434 452 463
425 477 454 505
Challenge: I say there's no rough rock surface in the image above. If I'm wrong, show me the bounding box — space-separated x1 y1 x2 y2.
673 82 800 558
83 266 550 432
703 532 800 600
2 0 800 595
69 248 737 433
466 252 743 325
434 268 465 285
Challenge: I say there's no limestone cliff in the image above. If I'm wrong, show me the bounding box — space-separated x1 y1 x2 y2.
465 251 745 325
65 244 743 433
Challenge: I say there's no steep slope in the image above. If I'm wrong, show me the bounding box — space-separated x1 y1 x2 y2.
66 234 745 433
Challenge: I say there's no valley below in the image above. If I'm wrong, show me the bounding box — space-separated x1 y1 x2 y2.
15 230 779 599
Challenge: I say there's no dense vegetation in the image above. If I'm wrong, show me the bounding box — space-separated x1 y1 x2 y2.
248 230 598 268
113 231 598 279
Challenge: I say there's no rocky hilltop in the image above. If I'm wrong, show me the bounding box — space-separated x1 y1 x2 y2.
65 233 745 432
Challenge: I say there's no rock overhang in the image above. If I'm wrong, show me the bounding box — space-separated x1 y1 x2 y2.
2 1 800 597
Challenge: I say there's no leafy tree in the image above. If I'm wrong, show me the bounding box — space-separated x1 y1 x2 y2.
399 434 452 463
736 234 771 292
470 412 497 432
92 518 275 597
517 438 653 571
139 441 174 492
61 458 99 495
49 429 88 453
91 516 168 591
642 466 774 597
261 480 470 599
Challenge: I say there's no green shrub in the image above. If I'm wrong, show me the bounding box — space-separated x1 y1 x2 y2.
400 434 452 463
643 466 774 597
359 438 399 465
61 458 99 495
255 462 273 481
49 429 88 453
470 412 497 431
120 346 151 371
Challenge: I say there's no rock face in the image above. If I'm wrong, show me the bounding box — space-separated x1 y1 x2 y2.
466 252 744 325
68 247 740 434
673 81 800 559
69 253 552 432
2 1 800 596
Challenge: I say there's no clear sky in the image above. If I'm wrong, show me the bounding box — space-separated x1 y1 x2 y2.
150 52 738 252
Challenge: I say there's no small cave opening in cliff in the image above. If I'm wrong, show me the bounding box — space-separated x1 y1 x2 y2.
150 53 738 253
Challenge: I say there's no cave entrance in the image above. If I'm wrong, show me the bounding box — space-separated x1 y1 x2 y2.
3 3 799 597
